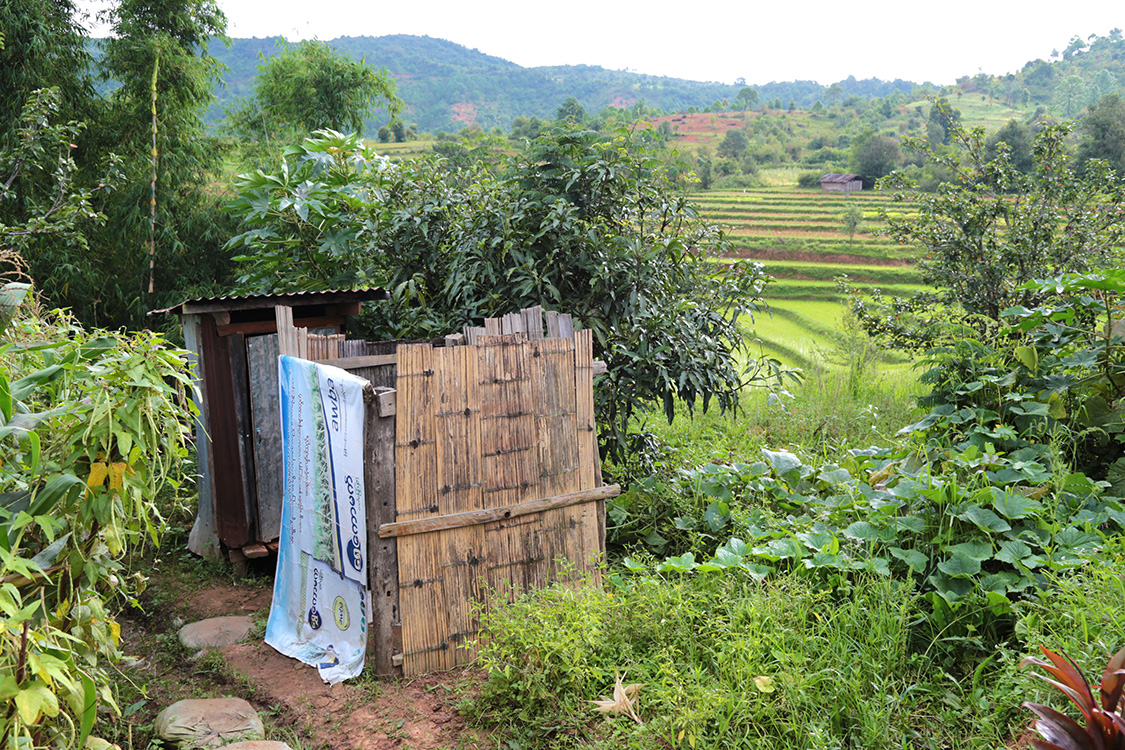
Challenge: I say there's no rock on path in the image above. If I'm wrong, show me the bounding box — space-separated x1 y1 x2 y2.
178 616 255 649
153 697 264 749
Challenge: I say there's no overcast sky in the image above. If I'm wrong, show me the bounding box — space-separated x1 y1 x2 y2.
77 0 1122 86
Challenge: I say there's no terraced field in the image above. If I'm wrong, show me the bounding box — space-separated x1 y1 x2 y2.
699 185 923 368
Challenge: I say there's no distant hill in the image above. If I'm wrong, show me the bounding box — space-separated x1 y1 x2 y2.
202 35 927 134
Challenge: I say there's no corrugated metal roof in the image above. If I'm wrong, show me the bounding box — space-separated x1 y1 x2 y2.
818 173 862 183
150 288 390 316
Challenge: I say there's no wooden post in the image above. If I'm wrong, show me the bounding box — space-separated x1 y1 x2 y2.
365 383 401 676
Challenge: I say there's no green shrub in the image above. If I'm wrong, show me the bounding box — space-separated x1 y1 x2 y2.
0 312 196 747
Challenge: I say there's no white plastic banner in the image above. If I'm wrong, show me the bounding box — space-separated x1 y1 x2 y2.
266 356 368 684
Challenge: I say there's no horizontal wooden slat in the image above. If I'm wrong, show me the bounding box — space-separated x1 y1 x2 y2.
378 484 620 538
216 316 345 337
314 353 398 369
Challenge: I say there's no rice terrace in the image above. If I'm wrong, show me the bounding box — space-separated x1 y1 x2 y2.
6 6 1125 750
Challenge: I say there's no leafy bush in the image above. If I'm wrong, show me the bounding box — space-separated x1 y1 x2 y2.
627 441 1123 663
0 311 196 747
851 102 1125 349
796 170 821 189
227 127 775 463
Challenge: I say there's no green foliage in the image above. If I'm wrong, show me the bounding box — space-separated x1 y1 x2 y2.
18 0 238 331
469 571 938 749
1077 93 1125 176
902 270 1125 480
556 96 587 125
0 0 95 140
226 39 401 143
850 133 900 179
796 171 821 189
840 202 863 245
854 103 1125 348
0 314 196 748
227 127 773 463
0 89 122 264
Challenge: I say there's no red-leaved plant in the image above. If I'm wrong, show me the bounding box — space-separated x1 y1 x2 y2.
1021 645 1125 750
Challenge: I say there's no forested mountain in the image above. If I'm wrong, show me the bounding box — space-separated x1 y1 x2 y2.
194 30 1125 136
201 34 927 133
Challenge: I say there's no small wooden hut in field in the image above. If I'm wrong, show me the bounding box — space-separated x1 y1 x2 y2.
818 173 863 192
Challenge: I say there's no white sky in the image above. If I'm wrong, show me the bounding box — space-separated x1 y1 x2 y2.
77 0 1123 86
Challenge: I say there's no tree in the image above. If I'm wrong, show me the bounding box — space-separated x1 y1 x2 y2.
0 0 95 139
70 0 235 328
717 129 749 159
986 119 1033 175
927 97 961 144
228 39 401 140
1077 94 1125 175
841 202 863 246
1053 75 1086 117
1 90 121 265
851 133 900 179
736 86 758 111
556 97 586 124
854 103 1125 348
226 128 775 462
826 83 844 106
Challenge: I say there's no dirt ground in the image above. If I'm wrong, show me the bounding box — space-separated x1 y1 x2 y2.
117 572 491 750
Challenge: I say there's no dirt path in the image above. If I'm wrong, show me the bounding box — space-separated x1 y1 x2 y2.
118 574 490 750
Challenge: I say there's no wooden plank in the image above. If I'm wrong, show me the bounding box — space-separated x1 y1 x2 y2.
379 485 621 538
313 354 397 370
394 343 446 675
529 335 584 584
199 314 250 548
215 317 344 337
274 306 297 357
557 313 574 340
521 306 544 340
228 333 260 545
477 334 541 605
432 345 484 668
545 310 561 338
365 380 401 676
183 315 221 560
296 326 308 360
574 329 605 559
247 334 284 541
375 388 396 417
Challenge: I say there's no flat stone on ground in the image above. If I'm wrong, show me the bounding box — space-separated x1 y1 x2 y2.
154 697 264 749
216 743 293 750
178 616 255 649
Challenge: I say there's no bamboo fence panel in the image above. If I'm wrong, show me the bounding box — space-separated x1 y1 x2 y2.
390 319 610 675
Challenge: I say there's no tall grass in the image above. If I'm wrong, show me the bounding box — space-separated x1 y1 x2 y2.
467 570 1018 749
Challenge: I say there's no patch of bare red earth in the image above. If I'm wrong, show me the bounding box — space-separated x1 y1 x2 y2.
185 584 489 750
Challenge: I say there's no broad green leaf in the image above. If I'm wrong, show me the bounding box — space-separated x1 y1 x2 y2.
78 673 96 748
928 573 974 603
956 505 1011 533
947 540 993 560
1054 527 1102 552
938 553 981 577
842 521 881 542
761 449 802 478
889 547 928 574
817 466 852 485
993 491 1044 519
1013 345 1038 373
995 539 1034 566
15 682 59 724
